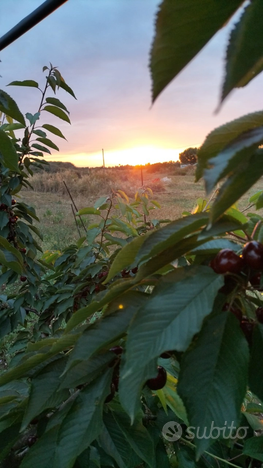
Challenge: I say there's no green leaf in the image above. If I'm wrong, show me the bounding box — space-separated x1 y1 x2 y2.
243 412 263 432
33 129 47 138
65 292 147 372
21 358 68 430
119 266 223 420
177 311 249 458
2 122 25 131
112 411 155 468
162 385 188 424
42 124 66 140
221 0 263 105
36 137 59 151
155 441 171 468
210 149 263 224
98 422 127 468
94 196 109 209
197 111 263 181
47 76 57 93
0 424 21 463
204 127 263 194
0 128 19 171
136 234 205 281
0 211 9 230
45 97 69 113
0 353 53 387
20 426 59 468
243 436 263 462
77 207 101 215
54 371 113 468
249 324 263 401
136 213 209 262
8 80 39 88
31 143 51 154
59 353 113 390
0 236 23 264
249 190 263 204
58 80 77 99
110 218 138 238
225 207 248 225
26 112 40 125
150 0 243 103
103 233 127 247
175 445 204 468
256 193 263 210
0 90 25 125
43 105 71 123
106 234 147 283
191 239 240 255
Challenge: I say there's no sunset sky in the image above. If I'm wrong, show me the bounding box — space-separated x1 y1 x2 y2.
1 1 263 167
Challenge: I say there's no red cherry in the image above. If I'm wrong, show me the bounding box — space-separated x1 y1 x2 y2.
210 257 220 273
98 271 108 279
256 307 263 324
131 267 138 274
110 346 123 355
242 241 263 270
20 276 27 282
121 269 130 277
11 199 16 205
146 366 167 390
28 436 37 446
9 216 18 224
20 248 27 254
212 249 244 274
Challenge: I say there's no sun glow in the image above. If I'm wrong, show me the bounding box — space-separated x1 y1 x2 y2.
52 145 190 167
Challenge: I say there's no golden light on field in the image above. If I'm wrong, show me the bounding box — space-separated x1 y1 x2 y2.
54 145 191 167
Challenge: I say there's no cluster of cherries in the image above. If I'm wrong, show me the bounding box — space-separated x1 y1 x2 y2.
210 240 263 343
105 346 168 402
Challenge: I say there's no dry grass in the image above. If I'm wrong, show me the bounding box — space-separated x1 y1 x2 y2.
19 164 263 251
27 167 144 198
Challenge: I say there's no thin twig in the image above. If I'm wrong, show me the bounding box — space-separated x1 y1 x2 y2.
71 203 81 238
97 197 112 256
251 220 263 239
63 180 87 233
241 202 255 213
202 186 219 212
226 231 249 243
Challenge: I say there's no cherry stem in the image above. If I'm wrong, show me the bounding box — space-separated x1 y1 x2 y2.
251 220 263 240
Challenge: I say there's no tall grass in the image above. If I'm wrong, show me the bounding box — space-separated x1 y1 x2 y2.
24 167 165 197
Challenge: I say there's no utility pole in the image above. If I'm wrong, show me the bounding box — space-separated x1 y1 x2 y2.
102 148 105 168
141 165 143 186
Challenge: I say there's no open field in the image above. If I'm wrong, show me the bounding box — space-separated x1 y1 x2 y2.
20 164 263 252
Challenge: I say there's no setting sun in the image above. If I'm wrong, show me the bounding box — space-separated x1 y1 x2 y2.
49 145 193 167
